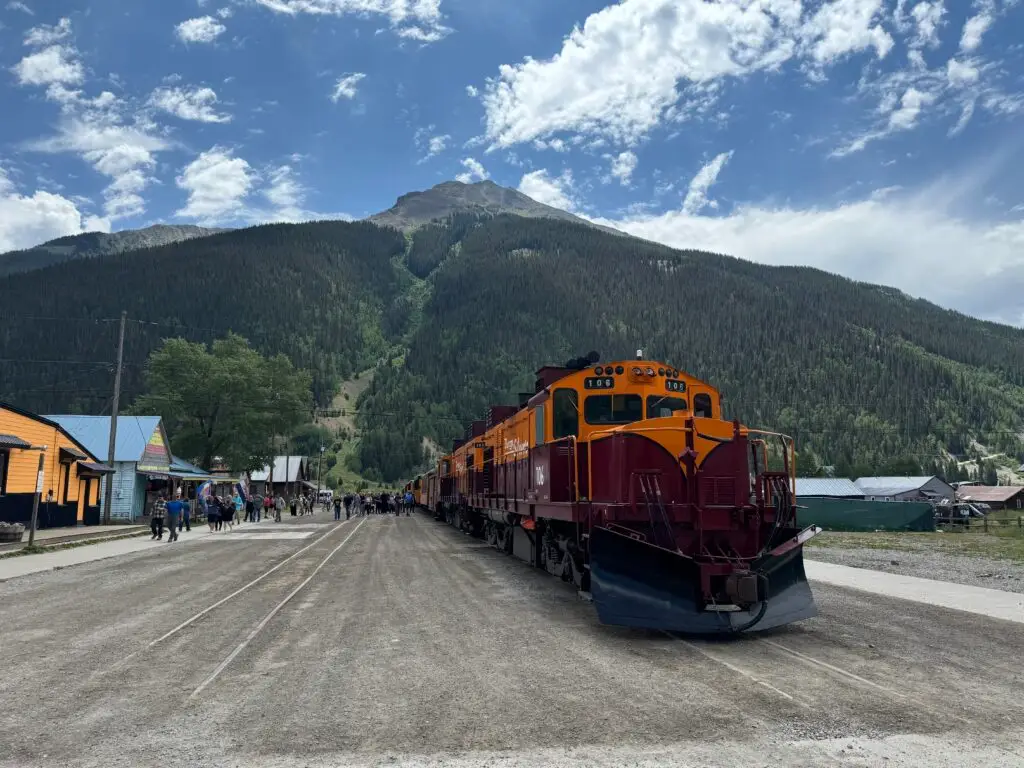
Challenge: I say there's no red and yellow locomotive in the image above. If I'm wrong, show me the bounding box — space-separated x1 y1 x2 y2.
412 352 819 634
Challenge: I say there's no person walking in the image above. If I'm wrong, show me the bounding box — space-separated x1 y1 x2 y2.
165 492 182 542
245 495 255 523
343 492 353 520
254 493 263 522
233 490 244 524
405 490 413 516
274 493 284 522
151 493 167 540
206 493 219 532
289 493 298 517
179 495 192 532
332 495 342 521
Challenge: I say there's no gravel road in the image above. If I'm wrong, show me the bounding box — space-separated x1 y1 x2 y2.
807 546 1024 593
1 511 1022 767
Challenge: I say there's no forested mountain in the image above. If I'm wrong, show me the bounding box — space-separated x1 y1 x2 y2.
2 193 1023 484
367 179 619 234
0 224 226 277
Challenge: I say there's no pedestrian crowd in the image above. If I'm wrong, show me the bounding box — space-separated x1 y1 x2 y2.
149 486 417 541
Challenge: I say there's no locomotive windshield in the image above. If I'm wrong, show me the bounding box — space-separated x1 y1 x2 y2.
583 394 643 425
646 395 688 418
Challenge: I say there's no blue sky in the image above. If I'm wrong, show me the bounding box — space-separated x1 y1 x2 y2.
1 0 1023 323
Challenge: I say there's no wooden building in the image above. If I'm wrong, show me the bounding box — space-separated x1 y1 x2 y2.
0 403 114 528
957 485 1024 511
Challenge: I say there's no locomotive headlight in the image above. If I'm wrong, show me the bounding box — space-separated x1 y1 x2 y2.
632 366 642 376
645 367 655 376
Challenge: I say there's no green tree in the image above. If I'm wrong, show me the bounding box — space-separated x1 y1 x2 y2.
131 333 312 471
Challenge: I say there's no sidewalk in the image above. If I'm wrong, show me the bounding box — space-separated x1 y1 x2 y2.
0 523 147 554
0 526 213 582
805 559 1024 625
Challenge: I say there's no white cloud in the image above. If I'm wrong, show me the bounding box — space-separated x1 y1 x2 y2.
175 16 226 43
959 11 992 52
946 58 979 87
455 157 488 184
149 86 232 123
330 72 365 102
517 169 577 212
0 167 108 254
176 147 255 221
909 0 944 49
888 87 932 129
591 179 1024 326
682 152 732 214
5 1 32 14
415 127 451 162
250 164 352 223
216 6 233 18
12 45 83 86
23 16 70 46
466 85 479 97
606 150 638 186
481 0 898 148
251 0 449 42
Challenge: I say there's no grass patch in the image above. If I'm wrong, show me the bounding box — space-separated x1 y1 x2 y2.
806 529 1024 564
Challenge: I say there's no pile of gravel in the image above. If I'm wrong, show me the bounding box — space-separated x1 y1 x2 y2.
805 546 1024 593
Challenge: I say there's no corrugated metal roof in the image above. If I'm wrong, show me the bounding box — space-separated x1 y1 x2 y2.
958 485 1024 503
0 433 31 449
795 478 865 497
855 476 936 496
44 415 163 463
250 456 306 483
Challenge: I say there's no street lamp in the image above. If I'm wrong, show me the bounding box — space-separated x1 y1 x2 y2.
316 445 326 510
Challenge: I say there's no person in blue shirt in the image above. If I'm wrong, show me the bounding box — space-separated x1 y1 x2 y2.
165 492 183 542
178 495 191 532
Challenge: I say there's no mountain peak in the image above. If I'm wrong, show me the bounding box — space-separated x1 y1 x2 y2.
366 179 613 233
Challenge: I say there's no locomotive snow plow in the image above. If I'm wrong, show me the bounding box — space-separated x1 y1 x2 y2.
589 523 820 634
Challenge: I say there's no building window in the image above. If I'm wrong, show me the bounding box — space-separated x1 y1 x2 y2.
552 389 579 439
62 463 72 504
693 393 713 418
0 450 8 495
584 394 643 425
534 404 545 445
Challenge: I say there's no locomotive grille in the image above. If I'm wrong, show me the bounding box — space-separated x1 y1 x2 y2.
700 477 736 506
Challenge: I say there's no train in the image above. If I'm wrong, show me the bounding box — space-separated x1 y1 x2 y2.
405 351 820 634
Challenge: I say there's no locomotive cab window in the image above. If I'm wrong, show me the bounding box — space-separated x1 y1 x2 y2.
584 394 643 425
646 395 688 419
694 393 714 418
534 404 546 445
552 388 579 439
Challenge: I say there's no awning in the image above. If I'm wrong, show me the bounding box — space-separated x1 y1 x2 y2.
60 446 88 461
0 434 31 449
78 461 116 474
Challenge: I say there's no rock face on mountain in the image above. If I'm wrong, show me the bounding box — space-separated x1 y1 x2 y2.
366 179 621 234
0 224 228 277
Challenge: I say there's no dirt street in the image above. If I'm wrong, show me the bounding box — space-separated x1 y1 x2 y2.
1 511 1022 767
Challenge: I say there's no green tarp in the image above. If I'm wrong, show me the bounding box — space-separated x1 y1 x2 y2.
796 497 935 532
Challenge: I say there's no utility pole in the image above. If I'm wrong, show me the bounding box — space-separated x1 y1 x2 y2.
316 445 325 509
103 310 127 525
27 447 46 547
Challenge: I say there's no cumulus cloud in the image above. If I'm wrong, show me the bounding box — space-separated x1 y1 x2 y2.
466 85 479 97
415 127 450 162
481 0 900 148
12 45 83 86
176 147 255 221
251 0 450 42
909 0 945 49
148 85 232 123
23 16 71 46
455 157 488 184
588 160 1024 325
608 150 638 185
175 16 226 43
959 9 993 52
682 152 732 214
0 167 107 253
330 72 365 102
517 169 577 212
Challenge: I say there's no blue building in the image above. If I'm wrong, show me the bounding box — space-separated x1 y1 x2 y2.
44 415 172 522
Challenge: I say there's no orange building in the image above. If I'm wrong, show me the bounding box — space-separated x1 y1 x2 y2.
0 403 114 528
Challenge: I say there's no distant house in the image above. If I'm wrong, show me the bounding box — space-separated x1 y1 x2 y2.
957 485 1024 511
854 476 955 503
45 415 172 522
795 478 865 499
0 403 113 528
250 456 310 496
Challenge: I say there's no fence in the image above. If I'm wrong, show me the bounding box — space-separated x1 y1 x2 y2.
797 498 935 532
